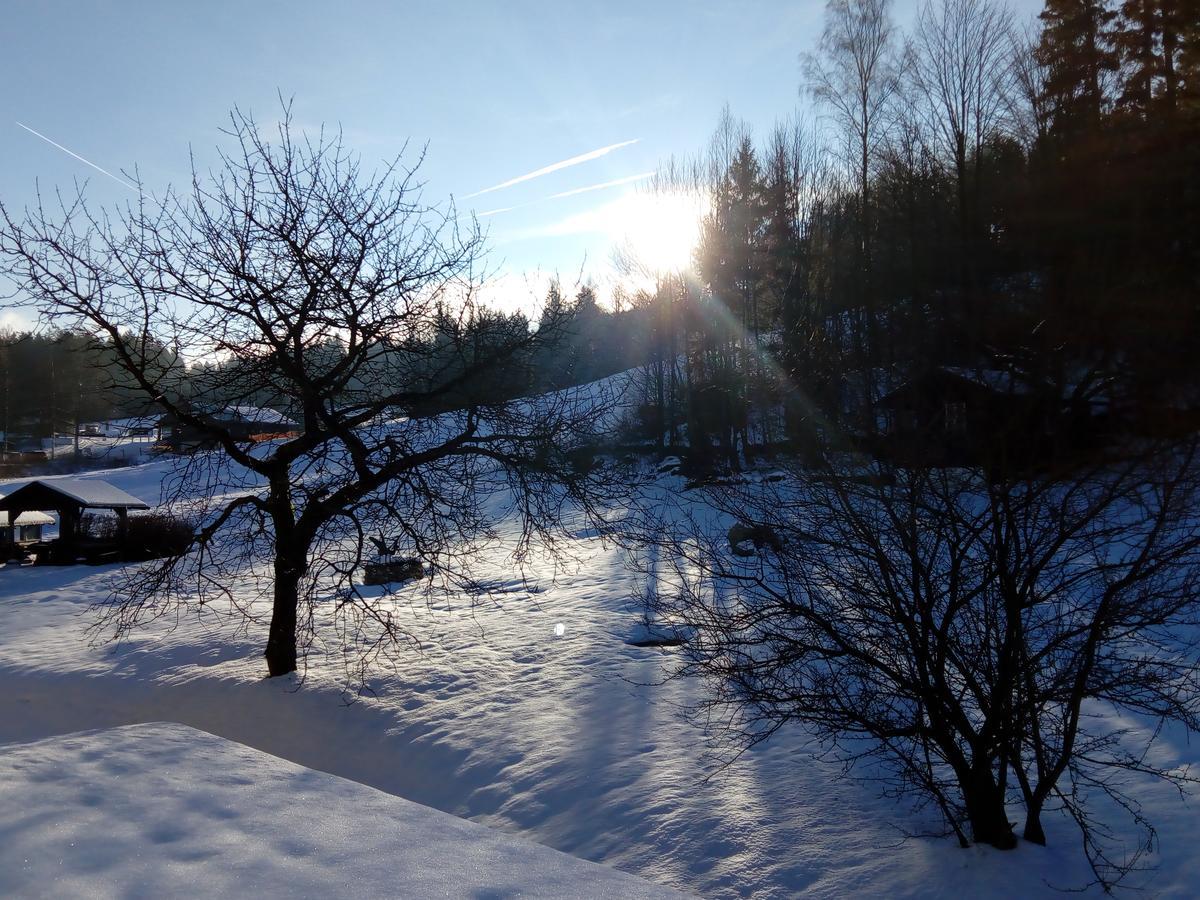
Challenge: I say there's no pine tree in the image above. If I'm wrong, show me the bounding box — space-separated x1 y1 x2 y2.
1038 0 1120 135
1113 0 1160 117
1181 0 1200 113
1111 0 1197 122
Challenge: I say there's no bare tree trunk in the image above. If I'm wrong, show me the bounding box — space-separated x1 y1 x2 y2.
964 758 1017 849
265 540 304 677
264 580 299 676
264 475 305 677
1022 799 1048 845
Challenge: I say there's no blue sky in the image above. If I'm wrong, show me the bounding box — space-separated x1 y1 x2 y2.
1 0 1043 319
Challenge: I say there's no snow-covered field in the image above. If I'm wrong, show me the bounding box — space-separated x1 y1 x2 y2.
2 458 1200 897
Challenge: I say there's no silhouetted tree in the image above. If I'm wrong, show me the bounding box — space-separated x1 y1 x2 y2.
640 442 1200 887
0 106 624 678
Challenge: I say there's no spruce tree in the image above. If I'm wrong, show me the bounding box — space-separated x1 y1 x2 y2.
1038 0 1120 135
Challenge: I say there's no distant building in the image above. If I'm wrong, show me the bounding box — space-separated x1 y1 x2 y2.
874 367 1070 467
157 406 300 451
78 417 160 440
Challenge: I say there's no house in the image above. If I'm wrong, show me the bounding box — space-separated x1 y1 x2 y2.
76 417 160 440
157 406 300 451
874 367 1064 467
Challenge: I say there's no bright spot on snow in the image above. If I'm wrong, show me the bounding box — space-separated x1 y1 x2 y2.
554 623 566 637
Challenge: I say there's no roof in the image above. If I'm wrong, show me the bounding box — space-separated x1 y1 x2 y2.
0 478 150 511
79 417 159 437
0 510 54 527
220 406 297 426
877 366 1053 407
158 406 298 429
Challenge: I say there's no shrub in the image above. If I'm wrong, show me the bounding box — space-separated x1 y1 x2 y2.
123 513 194 561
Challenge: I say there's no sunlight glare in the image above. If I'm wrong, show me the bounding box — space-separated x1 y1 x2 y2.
614 191 702 275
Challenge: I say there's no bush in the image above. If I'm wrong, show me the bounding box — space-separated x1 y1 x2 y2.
123 513 194 561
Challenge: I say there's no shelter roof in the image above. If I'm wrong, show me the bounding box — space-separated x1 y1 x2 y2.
0 478 150 512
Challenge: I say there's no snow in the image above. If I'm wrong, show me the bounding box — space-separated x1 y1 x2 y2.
0 509 54 527
1 413 1200 896
73 434 158 465
0 723 689 899
0 476 151 509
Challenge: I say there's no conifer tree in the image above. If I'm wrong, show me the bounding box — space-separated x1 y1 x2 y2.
1037 0 1120 134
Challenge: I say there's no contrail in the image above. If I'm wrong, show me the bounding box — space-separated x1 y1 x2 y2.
465 171 654 221
463 138 639 199
547 171 654 200
15 121 138 191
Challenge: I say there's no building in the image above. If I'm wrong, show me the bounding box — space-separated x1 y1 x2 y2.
0 478 150 562
874 367 1065 467
157 406 300 451
0 509 54 554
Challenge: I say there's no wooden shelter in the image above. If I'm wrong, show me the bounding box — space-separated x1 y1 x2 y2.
1 509 54 556
0 478 149 556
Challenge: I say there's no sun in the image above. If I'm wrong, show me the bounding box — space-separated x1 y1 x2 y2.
612 191 702 275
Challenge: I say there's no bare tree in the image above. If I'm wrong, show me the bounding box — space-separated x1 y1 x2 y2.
0 105 626 678
803 0 902 261
1007 22 1054 149
803 0 901 413
638 443 1200 887
908 0 1015 304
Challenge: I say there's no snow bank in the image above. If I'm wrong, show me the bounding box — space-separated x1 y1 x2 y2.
0 723 690 899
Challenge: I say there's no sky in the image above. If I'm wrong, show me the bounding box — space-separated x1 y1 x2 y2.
0 0 1043 324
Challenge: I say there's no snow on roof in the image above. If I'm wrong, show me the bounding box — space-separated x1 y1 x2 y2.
0 477 150 510
0 510 54 527
0 724 689 900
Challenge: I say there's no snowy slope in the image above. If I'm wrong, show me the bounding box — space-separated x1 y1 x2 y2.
2 404 1200 896
0 723 689 899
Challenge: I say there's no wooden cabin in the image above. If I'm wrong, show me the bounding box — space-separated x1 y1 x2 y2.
874 367 1062 468
157 406 299 452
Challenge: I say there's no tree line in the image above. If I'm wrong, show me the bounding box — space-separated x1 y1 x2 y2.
623 0 1200 470
0 330 175 443
0 285 659 444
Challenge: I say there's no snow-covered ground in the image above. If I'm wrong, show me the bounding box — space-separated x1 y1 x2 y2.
0 723 687 899
2 458 1199 897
